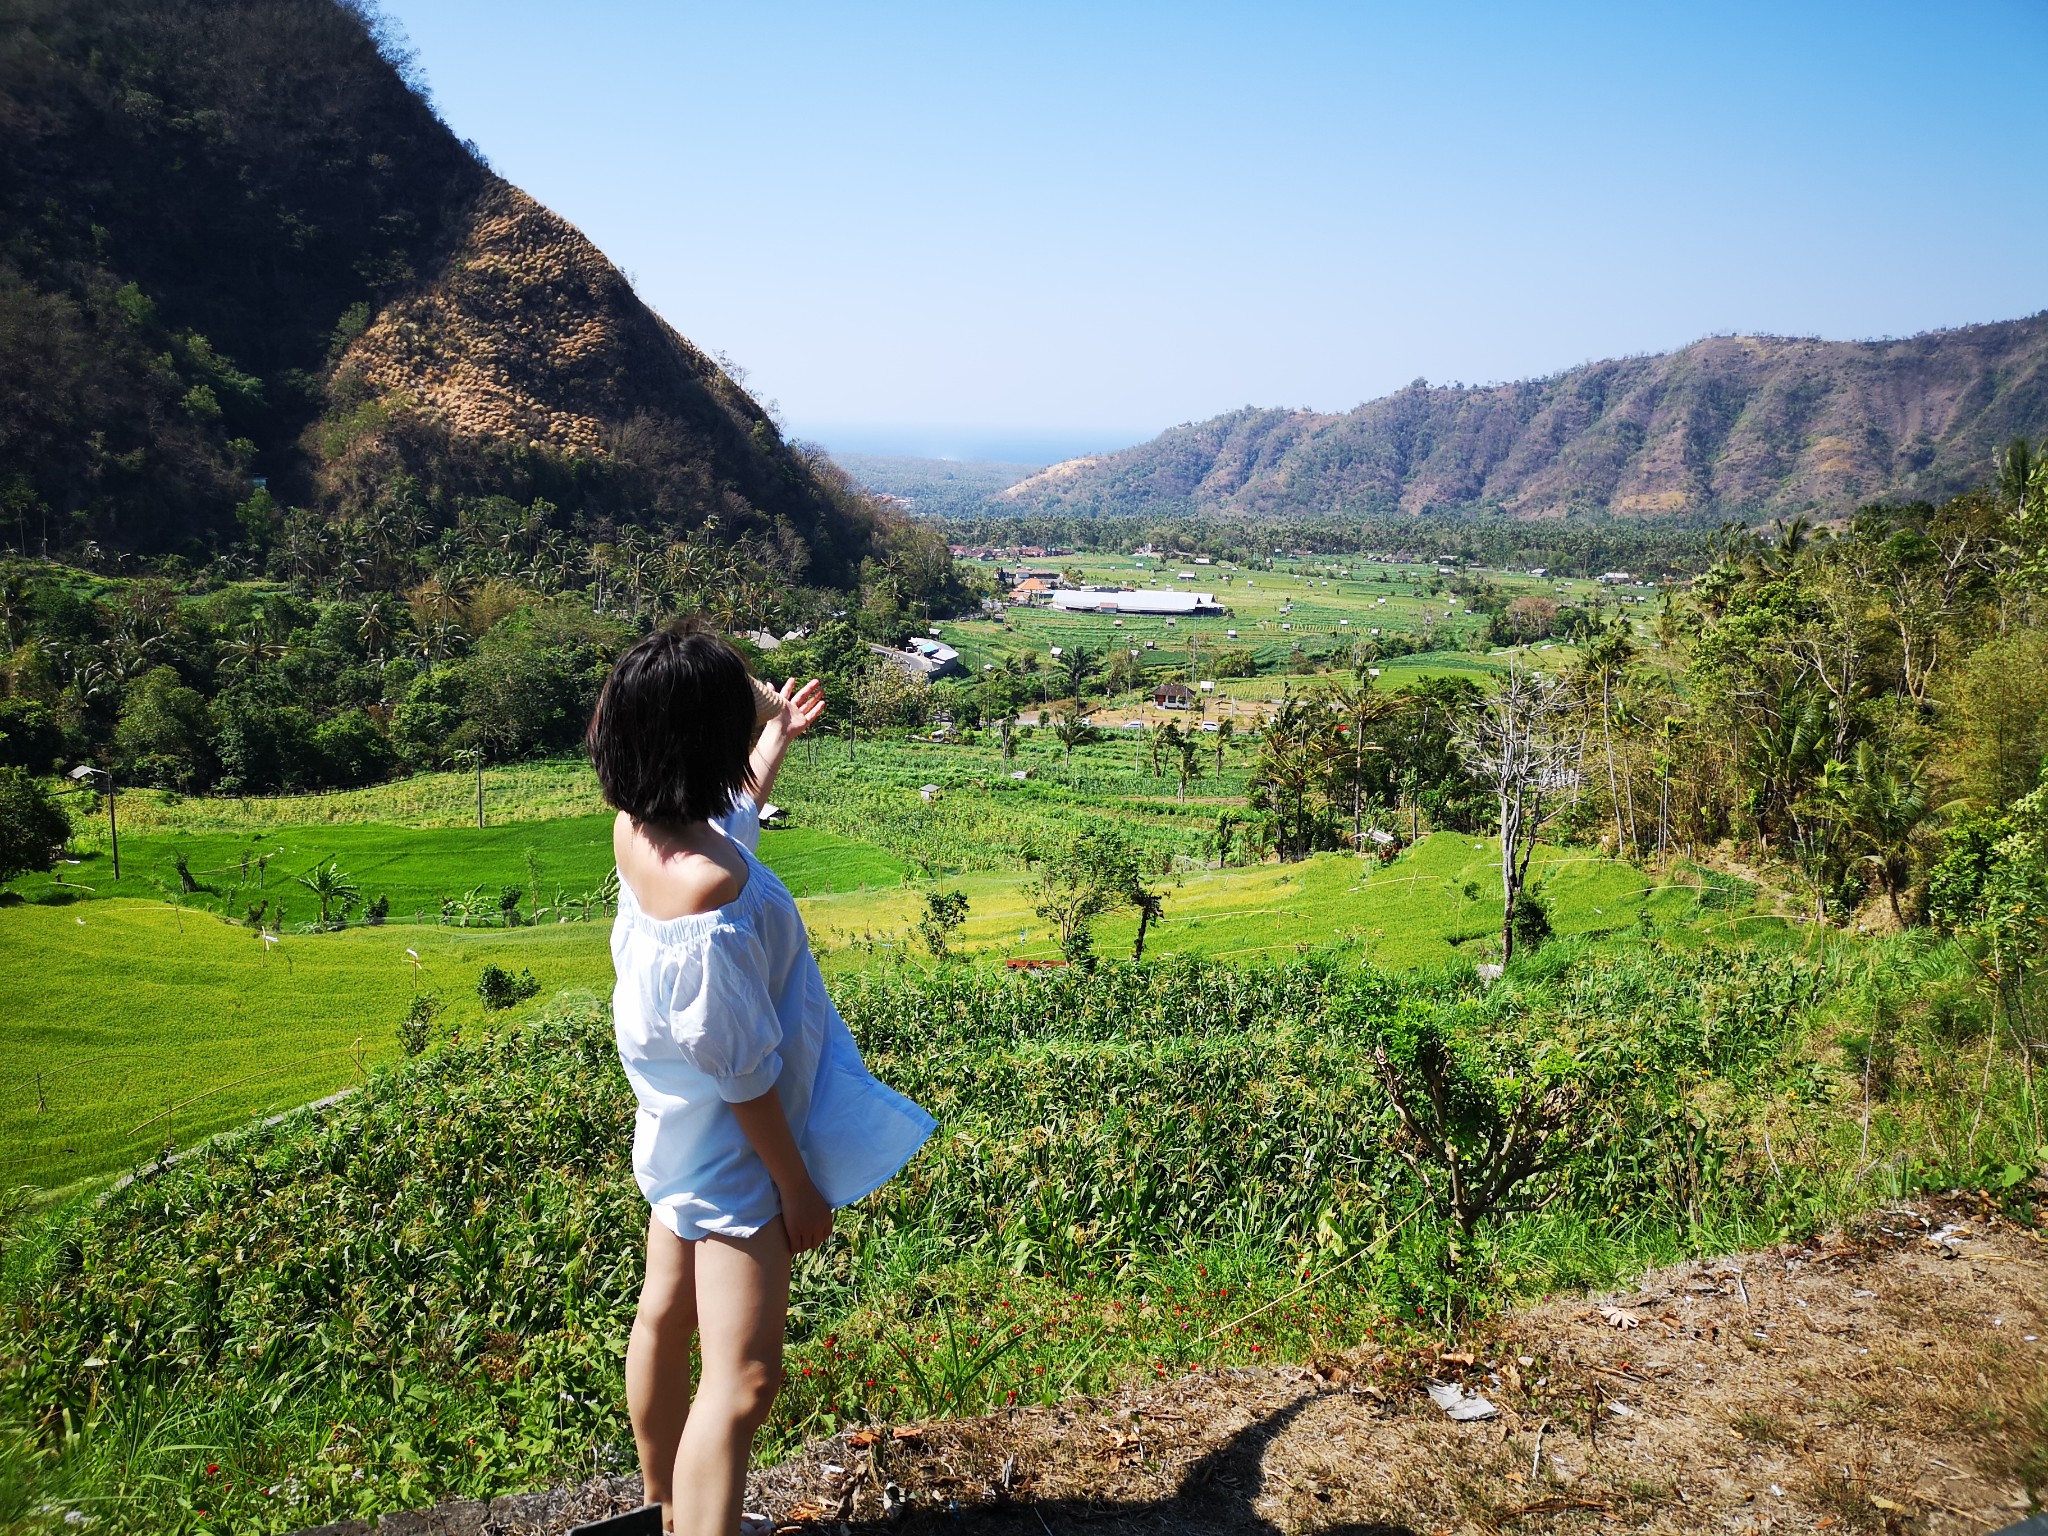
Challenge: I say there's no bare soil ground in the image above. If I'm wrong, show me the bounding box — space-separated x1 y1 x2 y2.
328 1200 2047 1536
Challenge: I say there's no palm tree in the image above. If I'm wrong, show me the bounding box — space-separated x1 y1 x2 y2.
1328 680 1392 848
1053 707 1094 781
1173 723 1203 803
1997 436 2035 517
357 598 394 663
1767 515 1815 573
1829 741 1934 928
1213 808 1239 868
1247 694 1338 862
1129 883 1166 961
1058 645 1097 703
296 860 361 927
1213 717 1234 773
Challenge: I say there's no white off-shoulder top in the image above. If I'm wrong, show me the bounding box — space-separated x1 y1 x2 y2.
609 797 934 1240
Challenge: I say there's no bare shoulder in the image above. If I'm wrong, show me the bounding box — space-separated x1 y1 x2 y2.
615 814 749 921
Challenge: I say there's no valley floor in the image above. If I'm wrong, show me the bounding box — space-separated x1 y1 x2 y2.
361 1200 2045 1536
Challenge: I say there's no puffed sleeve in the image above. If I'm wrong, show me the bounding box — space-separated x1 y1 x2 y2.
666 925 784 1101
712 791 761 853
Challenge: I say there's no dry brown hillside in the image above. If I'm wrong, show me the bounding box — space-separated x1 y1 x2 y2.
316 175 878 579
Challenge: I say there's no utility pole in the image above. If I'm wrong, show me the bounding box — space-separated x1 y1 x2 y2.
68 764 118 879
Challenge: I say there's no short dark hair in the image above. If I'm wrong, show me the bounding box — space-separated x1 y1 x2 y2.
587 621 755 824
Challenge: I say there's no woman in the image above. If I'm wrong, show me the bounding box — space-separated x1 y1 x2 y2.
588 621 933 1534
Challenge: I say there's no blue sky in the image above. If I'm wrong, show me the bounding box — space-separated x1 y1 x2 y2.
381 1 2047 462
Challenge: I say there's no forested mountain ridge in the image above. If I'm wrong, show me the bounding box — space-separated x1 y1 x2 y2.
1001 316 2048 522
0 0 889 584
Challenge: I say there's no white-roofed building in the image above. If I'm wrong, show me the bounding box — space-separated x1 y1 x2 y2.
1048 588 1223 616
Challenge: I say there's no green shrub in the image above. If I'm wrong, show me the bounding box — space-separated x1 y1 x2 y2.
0 766 70 887
916 888 969 960
1510 889 1552 952
475 962 540 1011
398 992 443 1057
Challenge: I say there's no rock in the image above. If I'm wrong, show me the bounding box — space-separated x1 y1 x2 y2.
375 1501 488 1535
488 1489 575 1528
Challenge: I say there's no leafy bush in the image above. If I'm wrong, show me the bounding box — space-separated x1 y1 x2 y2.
916 888 969 960
398 992 443 1057
0 698 65 774
1510 888 1552 952
475 962 540 1011
0 766 70 887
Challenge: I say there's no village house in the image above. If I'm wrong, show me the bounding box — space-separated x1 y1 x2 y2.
868 639 964 680
1152 680 1197 709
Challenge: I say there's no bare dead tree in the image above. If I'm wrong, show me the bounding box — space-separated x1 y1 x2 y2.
1461 664 1582 966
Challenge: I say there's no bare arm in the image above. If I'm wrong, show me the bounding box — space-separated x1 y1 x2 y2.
748 678 826 804
728 1089 833 1252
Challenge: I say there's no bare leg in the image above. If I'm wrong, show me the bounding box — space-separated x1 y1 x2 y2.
627 1214 698 1518
671 1220 790 1536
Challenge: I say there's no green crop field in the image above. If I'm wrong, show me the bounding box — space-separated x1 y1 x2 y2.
0 818 905 1196
4 702 1777 1202
4 525 2040 1536
0 900 612 1196
930 552 1650 704
802 829 1733 970
11 816 902 923
0 813 1762 1198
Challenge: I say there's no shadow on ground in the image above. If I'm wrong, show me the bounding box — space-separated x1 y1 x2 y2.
862 1394 1417 1536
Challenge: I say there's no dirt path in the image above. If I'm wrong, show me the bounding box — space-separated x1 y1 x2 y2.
332 1201 2046 1536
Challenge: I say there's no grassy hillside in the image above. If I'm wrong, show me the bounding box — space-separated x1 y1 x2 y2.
997 316 2048 521
1 818 1719 1196
0 808 905 1194
0 900 610 1194
10 816 901 922
6 939 2033 1534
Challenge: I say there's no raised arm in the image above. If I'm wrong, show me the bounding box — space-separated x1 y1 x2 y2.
748 677 825 803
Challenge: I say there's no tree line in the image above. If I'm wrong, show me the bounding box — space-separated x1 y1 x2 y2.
1225 440 2048 970
0 489 963 810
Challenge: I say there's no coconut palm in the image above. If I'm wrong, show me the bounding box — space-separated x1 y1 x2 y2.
295 860 361 927
1173 722 1203 803
1128 883 1166 961
1052 706 1094 780
1328 680 1392 847
1828 741 1934 927
1997 436 2035 516
1058 644 1097 703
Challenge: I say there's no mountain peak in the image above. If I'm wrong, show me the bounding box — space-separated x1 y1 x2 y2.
1001 314 2048 521
0 0 891 585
